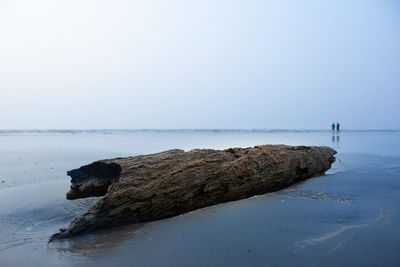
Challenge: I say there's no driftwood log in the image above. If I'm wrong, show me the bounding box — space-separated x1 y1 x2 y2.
50 145 336 241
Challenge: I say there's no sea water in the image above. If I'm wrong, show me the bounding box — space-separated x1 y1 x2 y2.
0 130 399 266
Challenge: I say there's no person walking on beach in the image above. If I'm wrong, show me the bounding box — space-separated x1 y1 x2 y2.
331 122 335 132
336 122 340 133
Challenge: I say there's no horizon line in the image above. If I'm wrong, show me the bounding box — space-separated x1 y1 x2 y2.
0 128 399 132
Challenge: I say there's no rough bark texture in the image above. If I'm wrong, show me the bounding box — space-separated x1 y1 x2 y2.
50 145 336 241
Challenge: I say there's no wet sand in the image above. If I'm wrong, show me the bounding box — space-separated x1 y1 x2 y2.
0 130 399 266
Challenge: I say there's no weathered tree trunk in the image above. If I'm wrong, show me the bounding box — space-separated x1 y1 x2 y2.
50 145 336 241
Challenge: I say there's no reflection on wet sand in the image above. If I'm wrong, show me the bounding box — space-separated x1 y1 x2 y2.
51 223 144 256
331 132 340 150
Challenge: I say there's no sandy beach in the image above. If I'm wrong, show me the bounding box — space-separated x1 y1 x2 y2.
0 130 399 266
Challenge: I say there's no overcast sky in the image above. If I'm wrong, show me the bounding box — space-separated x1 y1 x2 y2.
0 0 399 129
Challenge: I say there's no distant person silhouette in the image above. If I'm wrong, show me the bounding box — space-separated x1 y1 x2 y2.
336 122 340 133
331 122 335 132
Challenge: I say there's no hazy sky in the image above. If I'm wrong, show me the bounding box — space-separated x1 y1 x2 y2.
0 0 399 129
